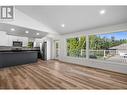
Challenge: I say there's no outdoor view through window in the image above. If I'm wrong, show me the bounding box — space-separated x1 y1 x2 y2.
67 36 86 57
67 32 127 64
89 31 127 63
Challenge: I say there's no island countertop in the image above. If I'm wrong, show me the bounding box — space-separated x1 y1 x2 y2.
0 51 38 53
0 51 38 68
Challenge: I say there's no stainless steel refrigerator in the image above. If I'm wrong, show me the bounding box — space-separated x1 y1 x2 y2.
39 42 47 60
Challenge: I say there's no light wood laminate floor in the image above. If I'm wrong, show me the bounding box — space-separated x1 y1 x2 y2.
0 59 127 89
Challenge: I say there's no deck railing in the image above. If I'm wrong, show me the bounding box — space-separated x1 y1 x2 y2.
67 49 127 63
88 49 127 63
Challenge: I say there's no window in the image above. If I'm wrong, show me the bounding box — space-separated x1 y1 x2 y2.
67 36 86 57
89 31 127 63
28 42 34 48
55 41 59 58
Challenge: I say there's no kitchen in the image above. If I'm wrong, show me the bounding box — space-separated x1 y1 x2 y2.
0 23 52 68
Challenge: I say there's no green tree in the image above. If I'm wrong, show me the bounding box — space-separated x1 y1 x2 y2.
67 36 86 57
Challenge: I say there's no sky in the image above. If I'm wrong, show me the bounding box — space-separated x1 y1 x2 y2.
97 31 127 40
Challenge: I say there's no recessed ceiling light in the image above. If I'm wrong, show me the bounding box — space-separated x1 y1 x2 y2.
61 24 65 27
25 31 29 34
36 33 39 35
100 10 106 15
11 28 15 31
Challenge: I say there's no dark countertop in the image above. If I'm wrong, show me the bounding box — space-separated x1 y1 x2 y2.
0 51 38 54
0 46 40 52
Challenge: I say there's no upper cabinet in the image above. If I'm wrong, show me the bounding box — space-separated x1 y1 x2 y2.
17 36 28 47
8 35 28 47
0 31 8 46
0 31 28 47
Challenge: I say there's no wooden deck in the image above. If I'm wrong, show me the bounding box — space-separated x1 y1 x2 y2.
0 59 127 89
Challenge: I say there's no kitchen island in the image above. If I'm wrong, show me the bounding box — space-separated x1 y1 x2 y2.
0 51 38 68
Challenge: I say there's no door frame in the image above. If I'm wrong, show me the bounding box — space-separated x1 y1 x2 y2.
54 40 60 59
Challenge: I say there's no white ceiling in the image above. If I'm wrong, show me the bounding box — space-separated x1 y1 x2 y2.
0 23 47 38
16 6 127 34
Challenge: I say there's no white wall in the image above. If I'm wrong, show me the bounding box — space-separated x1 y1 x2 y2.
61 23 127 38
57 23 127 74
0 31 8 46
